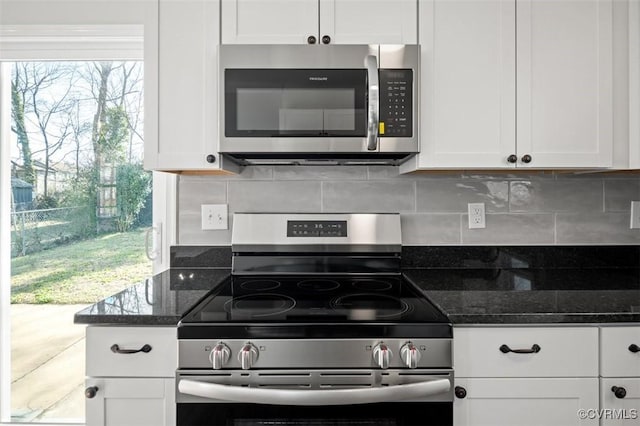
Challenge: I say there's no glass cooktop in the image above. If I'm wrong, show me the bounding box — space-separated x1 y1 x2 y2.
180 275 449 324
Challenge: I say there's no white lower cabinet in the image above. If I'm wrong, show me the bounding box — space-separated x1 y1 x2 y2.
454 378 599 426
600 378 640 425
453 327 600 426
85 378 175 426
600 326 640 425
84 326 177 426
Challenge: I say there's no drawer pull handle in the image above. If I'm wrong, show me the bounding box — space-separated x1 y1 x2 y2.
110 344 152 354
629 344 640 353
499 344 541 354
612 386 627 399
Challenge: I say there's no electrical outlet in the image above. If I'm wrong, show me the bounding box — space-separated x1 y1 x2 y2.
201 204 228 230
631 201 640 229
468 202 486 229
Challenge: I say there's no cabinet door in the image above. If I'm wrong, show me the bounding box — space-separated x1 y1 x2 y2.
516 0 613 168
85 378 175 426
600 378 640 425
416 0 515 169
149 0 221 171
454 378 599 426
319 0 417 44
630 0 640 169
221 0 319 44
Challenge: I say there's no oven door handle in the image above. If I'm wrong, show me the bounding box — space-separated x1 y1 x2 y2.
178 378 450 406
365 54 379 151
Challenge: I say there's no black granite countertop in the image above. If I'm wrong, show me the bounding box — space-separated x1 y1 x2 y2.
75 245 640 326
406 267 640 324
74 268 230 325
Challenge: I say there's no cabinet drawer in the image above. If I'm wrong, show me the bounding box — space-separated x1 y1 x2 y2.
86 326 176 377
601 327 640 377
454 327 598 378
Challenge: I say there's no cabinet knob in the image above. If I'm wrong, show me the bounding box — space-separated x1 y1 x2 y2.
206 154 216 164
307 35 317 44
454 386 467 399
629 344 640 353
612 386 627 399
322 35 331 44
521 154 532 164
507 154 518 164
85 386 99 399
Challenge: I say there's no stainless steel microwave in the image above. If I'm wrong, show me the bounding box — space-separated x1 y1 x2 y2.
219 44 419 166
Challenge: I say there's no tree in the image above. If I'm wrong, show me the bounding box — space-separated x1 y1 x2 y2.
11 64 35 185
115 163 151 232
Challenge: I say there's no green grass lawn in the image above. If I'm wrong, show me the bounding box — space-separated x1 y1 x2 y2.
11 229 152 304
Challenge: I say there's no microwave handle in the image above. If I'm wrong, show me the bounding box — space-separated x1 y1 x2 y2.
365 55 379 151
179 378 450 406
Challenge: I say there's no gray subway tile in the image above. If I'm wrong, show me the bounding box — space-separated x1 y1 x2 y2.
222 166 274 180
461 214 555 244
177 210 232 245
604 179 640 212
228 181 321 213
556 213 640 244
401 214 461 245
178 178 227 215
274 166 367 181
368 166 461 180
509 179 603 213
417 179 509 213
322 181 415 213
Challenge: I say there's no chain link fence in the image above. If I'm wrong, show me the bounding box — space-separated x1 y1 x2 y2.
10 206 92 257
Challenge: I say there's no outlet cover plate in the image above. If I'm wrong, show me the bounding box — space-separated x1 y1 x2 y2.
631 201 640 229
201 204 228 230
468 202 486 229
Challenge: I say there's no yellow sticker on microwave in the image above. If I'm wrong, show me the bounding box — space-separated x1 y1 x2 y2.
379 122 385 135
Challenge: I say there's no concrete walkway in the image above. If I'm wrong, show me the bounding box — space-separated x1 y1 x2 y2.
11 304 88 423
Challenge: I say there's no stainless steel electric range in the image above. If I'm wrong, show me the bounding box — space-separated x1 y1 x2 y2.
176 213 453 426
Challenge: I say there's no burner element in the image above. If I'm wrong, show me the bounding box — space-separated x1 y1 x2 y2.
297 279 341 292
352 279 393 292
240 280 281 291
331 293 411 318
224 294 296 318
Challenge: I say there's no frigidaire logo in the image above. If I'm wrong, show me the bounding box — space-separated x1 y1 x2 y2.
309 77 328 81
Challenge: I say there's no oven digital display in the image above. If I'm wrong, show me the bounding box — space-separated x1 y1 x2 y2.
287 220 347 237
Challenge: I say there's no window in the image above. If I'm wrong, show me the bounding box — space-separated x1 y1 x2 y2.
0 22 169 425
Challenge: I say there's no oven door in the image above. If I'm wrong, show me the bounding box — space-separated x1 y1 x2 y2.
176 369 453 426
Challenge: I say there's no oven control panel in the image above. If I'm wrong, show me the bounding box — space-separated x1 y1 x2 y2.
379 69 413 138
287 220 347 237
178 338 452 370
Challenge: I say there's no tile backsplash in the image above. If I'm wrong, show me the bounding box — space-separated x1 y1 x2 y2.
177 167 640 245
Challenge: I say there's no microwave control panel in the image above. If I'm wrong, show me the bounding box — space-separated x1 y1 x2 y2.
378 69 413 138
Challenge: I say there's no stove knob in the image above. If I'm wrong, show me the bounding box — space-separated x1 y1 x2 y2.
400 342 422 369
209 343 231 370
239 342 259 370
372 343 392 369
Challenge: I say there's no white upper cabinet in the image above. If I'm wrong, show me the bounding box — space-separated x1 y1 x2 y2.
221 0 417 45
417 0 516 168
221 0 319 44
147 0 237 171
412 0 614 171
319 0 417 44
516 0 612 168
629 0 640 169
